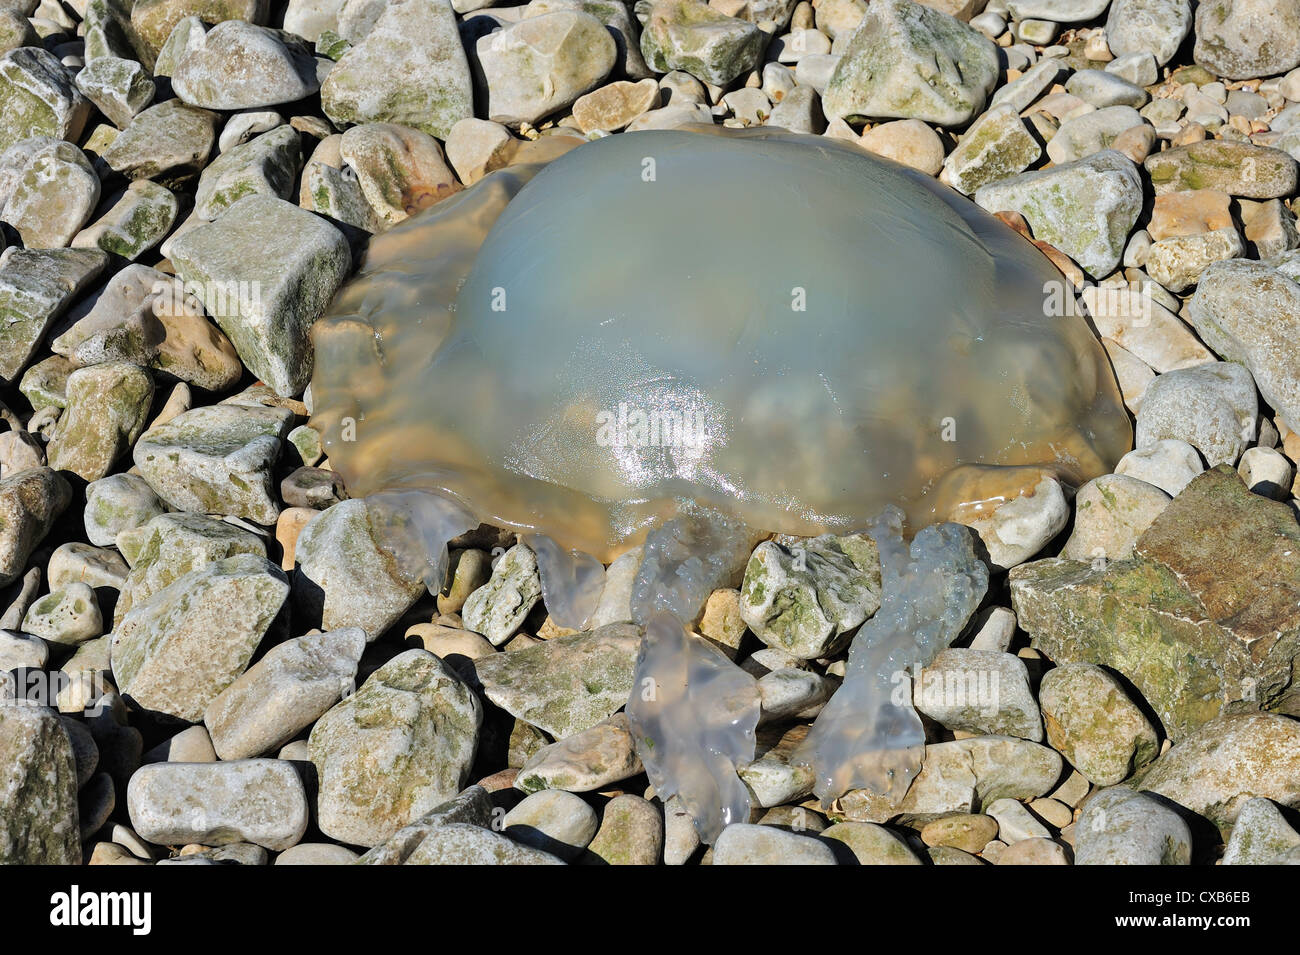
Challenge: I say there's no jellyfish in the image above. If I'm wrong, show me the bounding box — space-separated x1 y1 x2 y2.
309 127 1130 841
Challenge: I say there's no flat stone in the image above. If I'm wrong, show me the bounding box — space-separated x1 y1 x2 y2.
99 99 218 187
404 822 566 863
126 759 308 850
712 823 838 864
515 712 642 793
462 542 543 646
1145 141 1298 198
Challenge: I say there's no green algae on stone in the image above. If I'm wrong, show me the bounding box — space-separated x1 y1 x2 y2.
99 98 218 188
72 179 179 260
941 103 1042 195
320 0 473 139
194 124 301 220
1038 662 1159 785
0 47 89 152
822 0 999 126
291 498 428 639
0 702 80 864
113 511 268 625
1137 713 1300 834
46 361 155 483
132 402 294 524
472 623 641 738
129 0 269 65
353 785 494 865
18 354 73 411
1143 140 1298 198
0 248 108 385
739 532 882 659
310 649 483 847
1012 466 1300 740
110 553 290 722
639 0 765 87
73 54 155 128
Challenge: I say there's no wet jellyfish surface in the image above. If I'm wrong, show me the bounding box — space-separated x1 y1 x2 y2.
310 128 1131 841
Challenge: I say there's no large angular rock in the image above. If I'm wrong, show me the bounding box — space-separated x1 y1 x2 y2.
822 0 999 126
1193 0 1300 80
0 248 108 385
310 649 482 847
974 150 1143 277
0 467 71 587
168 195 350 397
292 498 426 639
110 553 290 722
1011 467 1300 740
472 623 641 738
1186 260 1300 433
172 20 321 109
321 0 473 139
1138 713 1300 833
639 0 765 87
133 403 294 524
0 702 80 863
479 11 617 126
0 48 89 152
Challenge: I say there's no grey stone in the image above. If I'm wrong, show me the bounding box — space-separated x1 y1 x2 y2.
173 20 321 109
0 702 80 863
1135 361 1257 467
194 125 302 220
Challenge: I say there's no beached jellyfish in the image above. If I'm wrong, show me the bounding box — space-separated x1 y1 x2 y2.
309 127 1131 841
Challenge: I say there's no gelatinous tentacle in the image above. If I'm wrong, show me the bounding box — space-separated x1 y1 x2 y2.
526 534 607 631
793 507 989 805
365 489 478 594
629 507 756 626
626 611 761 845
624 507 762 842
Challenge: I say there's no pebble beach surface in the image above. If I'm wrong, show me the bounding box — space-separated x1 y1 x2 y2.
2 0 1300 867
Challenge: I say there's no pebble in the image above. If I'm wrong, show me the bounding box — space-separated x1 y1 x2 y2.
1114 438 1205 495
515 712 642 793
859 118 945 175
914 648 1042 740
821 821 923 864
1135 361 1258 467
920 813 999 852
1074 785 1192 864
585 794 663 865
404 822 566 864
21 583 102 646
1061 473 1171 561
127 758 309 850
502 788 598 860
462 542 543 646
639 0 764 88
712 823 838 864
275 843 360 864
204 627 366 760
996 836 1069 864
194 124 301 220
